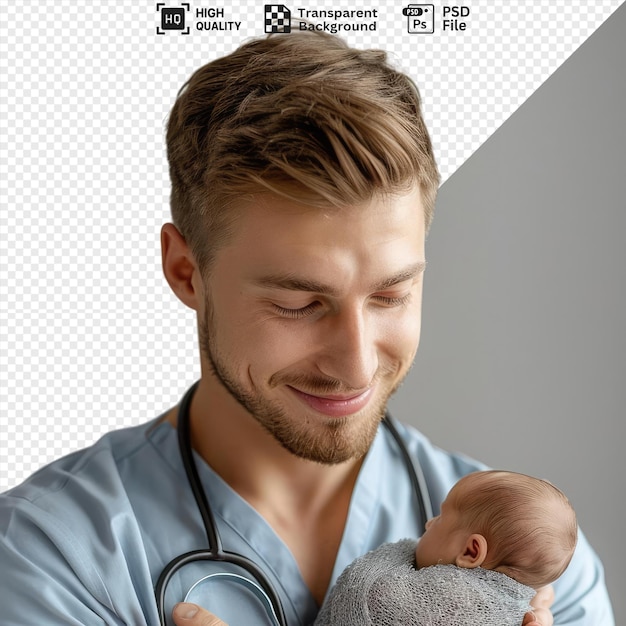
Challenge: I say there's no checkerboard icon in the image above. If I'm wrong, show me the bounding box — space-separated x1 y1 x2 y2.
265 4 291 33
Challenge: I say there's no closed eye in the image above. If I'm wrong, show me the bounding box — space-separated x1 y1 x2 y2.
373 293 413 307
272 302 322 319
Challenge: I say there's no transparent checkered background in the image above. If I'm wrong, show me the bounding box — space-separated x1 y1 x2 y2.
1 0 623 491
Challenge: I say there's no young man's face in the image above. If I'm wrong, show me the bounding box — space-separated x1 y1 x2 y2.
198 187 426 464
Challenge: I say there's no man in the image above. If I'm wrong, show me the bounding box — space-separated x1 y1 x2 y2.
0 31 613 626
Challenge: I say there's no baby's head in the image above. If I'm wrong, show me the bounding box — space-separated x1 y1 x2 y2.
415 470 578 589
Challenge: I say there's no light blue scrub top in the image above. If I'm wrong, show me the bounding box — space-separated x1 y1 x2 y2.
0 415 614 625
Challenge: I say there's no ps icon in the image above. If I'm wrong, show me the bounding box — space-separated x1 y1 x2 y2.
403 4 434 33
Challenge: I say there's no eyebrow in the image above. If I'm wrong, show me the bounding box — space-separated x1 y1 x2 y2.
253 261 426 296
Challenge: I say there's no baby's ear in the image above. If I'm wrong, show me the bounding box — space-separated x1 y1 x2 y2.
455 534 488 569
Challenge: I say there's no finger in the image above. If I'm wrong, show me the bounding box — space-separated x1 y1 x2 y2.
172 602 229 626
522 612 538 626
522 606 554 626
531 585 555 609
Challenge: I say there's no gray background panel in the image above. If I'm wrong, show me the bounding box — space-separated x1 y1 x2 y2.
391 4 626 622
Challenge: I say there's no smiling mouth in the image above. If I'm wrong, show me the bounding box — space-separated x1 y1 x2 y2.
287 386 374 417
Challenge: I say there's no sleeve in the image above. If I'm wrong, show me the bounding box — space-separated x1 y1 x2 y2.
0 492 155 625
550 528 614 626
0 498 124 625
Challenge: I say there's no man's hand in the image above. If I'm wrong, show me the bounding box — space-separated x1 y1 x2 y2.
172 602 229 626
522 585 555 626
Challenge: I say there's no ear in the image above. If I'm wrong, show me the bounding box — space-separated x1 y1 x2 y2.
161 223 202 311
455 533 488 569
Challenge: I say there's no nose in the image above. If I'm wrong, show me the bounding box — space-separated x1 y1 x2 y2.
316 305 379 390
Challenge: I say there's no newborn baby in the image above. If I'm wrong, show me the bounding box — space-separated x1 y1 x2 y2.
314 470 577 626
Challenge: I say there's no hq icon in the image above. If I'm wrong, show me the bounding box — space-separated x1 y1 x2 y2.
156 3 191 34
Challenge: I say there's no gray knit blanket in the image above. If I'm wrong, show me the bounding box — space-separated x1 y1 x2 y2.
314 539 535 626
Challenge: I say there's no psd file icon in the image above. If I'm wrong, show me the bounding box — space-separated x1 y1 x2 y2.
403 4 434 33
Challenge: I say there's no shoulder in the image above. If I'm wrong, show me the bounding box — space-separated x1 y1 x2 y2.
381 417 489 511
0 418 169 624
1 418 163 508
387 418 488 475
0 418 176 556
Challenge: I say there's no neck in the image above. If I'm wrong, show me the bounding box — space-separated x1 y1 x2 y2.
167 376 364 517
168 376 364 603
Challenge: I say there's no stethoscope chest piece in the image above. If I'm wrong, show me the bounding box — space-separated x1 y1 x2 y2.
185 572 282 625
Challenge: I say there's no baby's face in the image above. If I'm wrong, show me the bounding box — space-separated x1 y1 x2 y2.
415 487 470 568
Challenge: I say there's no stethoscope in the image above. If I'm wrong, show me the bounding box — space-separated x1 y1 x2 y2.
155 381 433 626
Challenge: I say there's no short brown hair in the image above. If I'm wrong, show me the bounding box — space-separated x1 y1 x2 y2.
166 30 440 271
452 470 578 589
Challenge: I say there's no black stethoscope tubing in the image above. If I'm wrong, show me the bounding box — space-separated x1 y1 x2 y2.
155 380 432 625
